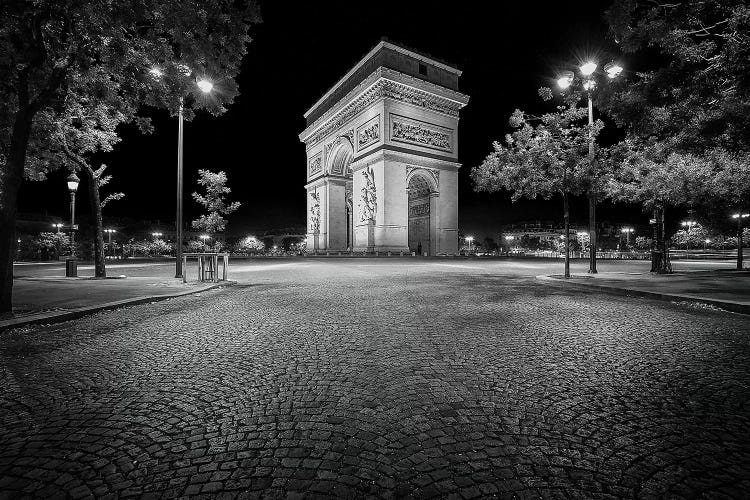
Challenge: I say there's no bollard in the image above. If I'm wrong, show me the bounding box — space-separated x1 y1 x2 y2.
65 258 77 278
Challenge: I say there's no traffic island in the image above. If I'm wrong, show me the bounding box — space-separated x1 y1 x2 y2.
538 270 750 315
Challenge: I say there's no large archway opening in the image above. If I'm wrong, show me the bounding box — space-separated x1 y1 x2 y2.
326 138 354 251
407 173 434 255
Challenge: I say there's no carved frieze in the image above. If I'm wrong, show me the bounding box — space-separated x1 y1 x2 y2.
308 153 322 177
303 79 463 149
357 116 380 151
391 115 452 152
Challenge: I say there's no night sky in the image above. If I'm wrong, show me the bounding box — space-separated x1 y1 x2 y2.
19 0 650 239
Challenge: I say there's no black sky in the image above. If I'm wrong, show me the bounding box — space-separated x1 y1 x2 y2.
20 0 652 239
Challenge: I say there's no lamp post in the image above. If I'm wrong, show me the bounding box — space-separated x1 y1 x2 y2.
620 227 634 249
557 60 623 275
681 220 696 258
52 223 64 233
504 235 514 256
152 232 163 239
66 173 80 277
732 212 749 269
150 67 214 278
104 229 116 258
704 239 711 252
465 236 474 255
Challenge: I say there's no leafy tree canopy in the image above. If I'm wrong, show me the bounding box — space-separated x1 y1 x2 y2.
602 0 750 152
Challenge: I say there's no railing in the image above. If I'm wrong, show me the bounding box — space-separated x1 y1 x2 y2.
182 253 229 283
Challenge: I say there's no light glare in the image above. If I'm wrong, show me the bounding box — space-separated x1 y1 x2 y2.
197 79 214 94
604 62 623 78
580 62 597 76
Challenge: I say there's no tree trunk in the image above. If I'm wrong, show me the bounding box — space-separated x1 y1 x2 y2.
0 109 34 313
588 194 597 274
83 166 106 278
563 193 570 278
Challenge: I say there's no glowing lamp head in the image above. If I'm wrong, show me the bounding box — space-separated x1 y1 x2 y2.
580 62 597 76
557 70 574 90
604 62 623 79
67 173 80 192
196 79 213 94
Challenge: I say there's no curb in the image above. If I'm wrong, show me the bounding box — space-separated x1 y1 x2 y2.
537 275 750 315
0 281 234 331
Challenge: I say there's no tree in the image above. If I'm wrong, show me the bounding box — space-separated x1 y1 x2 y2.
603 0 750 154
0 0 260 311
51 73 133 279
191 170 241 235
600 1 750 270
471 90 604 277
236 236 264 254
605 139 712 273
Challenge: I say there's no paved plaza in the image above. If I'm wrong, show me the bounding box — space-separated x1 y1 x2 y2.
1 259 749 498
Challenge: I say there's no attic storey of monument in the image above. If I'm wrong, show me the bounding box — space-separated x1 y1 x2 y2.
299 40 469 255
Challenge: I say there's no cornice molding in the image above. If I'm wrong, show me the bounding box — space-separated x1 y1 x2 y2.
300 68 469 149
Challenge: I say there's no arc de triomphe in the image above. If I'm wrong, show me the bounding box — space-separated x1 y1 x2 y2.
299 40 469 255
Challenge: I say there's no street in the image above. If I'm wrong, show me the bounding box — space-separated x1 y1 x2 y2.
2 259 749 498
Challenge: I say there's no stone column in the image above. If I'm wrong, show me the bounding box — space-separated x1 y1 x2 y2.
429 192 440 256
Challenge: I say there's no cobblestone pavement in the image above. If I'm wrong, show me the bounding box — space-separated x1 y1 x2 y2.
1 260 749 498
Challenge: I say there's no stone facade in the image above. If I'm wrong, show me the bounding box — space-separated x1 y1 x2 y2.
299 41 469 254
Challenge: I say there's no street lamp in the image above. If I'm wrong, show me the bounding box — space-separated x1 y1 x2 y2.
66 173 80 277
151 232 163 239
52 223 64 233
465 236 474 254
150 66 214 278
681 220 696 258
104 229 116 258
557 59 623 274
704 239 711 252
620 227 634 249
732 212 749 269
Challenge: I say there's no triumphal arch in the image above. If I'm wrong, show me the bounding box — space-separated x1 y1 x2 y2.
299 40 469 255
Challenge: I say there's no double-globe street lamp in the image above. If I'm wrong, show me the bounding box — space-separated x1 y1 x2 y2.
620 227 634 250
681 220 696 258
104 228 116 258
557 60 623 274
149 66 214 278
66 173 80 277
732 212 749 269
465 236 474 255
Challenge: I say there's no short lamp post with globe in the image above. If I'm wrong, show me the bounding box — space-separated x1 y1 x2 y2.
65 173 80 277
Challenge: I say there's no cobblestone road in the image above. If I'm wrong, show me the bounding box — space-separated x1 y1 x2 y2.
1 260 749 498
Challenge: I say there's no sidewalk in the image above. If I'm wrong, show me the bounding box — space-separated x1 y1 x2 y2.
539 269 750 315
2 262 229 330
